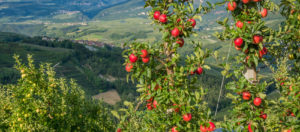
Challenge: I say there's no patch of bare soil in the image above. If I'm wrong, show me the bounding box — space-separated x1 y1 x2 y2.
93 89 121 105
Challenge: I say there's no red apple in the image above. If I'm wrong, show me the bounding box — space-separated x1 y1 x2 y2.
129 54 138 63
234 38 244 47
176 38 184 47
248 123 253 132
242 92 251 100
142 57 150 63
200 125 208 132
253 97 262 106
261 8 268 18
171 126 178 132
171 28 180 37
236 21 244 29
159 14 168 23
196 67 203 75
280 82 284 86
227 2 237 11
117 128 122 132
260 113 267 120
190 70 195 75
188 19 196 27
153 100 157 108
140 49 148 58
207 122 216 131
173 104 180 112
177 18 181 23
125 63 133 72
182 113 192 122
253 35 263 44
252 0 261 2
242 0 250 4
146 103 152 110
153 11 161 20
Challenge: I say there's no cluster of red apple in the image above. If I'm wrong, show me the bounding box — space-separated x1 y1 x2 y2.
153 11 197 48
125 49 150 72
242 91 267 120
146 84 161 110
190 67 204 75
171 121 216 132
228 0 269 61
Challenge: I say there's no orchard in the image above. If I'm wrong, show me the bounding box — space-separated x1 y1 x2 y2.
117 0 299 132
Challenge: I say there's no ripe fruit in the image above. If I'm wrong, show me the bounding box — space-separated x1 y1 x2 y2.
260 113 267 120
153 11 160 20
253 35 263 44
196 67 203 75
159 14 167 23
125 63 133 72
207 122 216 131
248 123 253 132
146 103 153 110
261 8 268 18
176 38 184 47
177 18 181 23
171 126 178 132
129 54 138 63
234 38 244 47
236 21 244 29
200 125 208 132
282 129 292 132
173 104 180 112
171 28 180 37
253 97 262 106
188 19 196 27
242 92 251 100
140 49 148 58
242 0 250 4
182 113 192 122
153 100 157 108
142 57 150 63
117 128 122 132
227 2 237 11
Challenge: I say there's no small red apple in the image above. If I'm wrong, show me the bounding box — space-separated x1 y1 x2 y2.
173 104 180 112
117 128 122 132
177 18 181 23
171 28 180 37
129 53 138 63
176 38 184 47
234 37 244 47
140 49 148 58
253 97 262 106
236 21 244 29
260 113 267 120
182 113 192 122
227 2 237 11
261 8 268 18
188 18 196 28
190 70 195 75
142 57 150 63
153 100 157 108
207 122 216 131
242 0 250 4
200 125 208 132
280 82 284 86
242 92 251 100
171 126 178 132
248 123 253 132
196 67 203 75
159 14 168 23
146 103 153 110
153 11 160 20
253 35 263 44
125 63 133 72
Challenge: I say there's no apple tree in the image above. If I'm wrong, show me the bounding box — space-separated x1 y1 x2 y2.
116 0 217 131
215 0 280 131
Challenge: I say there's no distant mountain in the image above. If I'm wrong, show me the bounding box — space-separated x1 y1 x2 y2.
0 0 129 22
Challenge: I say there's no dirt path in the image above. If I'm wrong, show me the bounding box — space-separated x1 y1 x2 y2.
92 89 121 105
